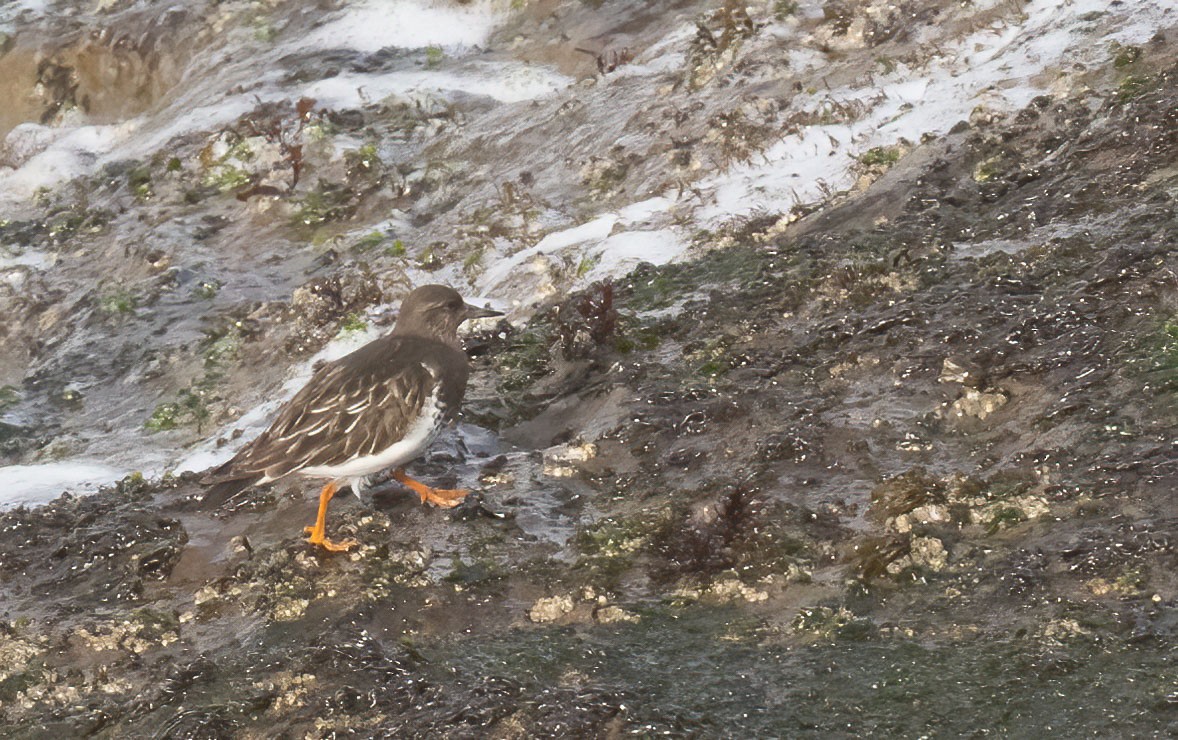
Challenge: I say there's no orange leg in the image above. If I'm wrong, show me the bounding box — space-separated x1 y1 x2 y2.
393 468 469 509
303 481 359 552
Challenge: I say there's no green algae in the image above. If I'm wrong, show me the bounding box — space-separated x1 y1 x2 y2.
858 145 902 167
352 231 387 253
99 289 138 315
292 180 357 226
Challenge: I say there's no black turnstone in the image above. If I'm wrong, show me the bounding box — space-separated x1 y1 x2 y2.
202 284 502 551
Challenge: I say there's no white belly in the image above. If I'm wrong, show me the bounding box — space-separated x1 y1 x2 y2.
298 392 443 485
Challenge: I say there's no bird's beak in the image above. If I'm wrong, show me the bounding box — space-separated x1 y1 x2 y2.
464 302 503 321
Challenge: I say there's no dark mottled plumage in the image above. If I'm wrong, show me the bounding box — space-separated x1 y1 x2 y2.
201 285 500 548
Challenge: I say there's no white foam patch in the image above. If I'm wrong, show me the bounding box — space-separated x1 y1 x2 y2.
617 196 674 223
0 122 128 198
302 62 569 108
304 0 507 52
477 202 687 298
0 462 127 509
0 1 566 205
535 214 619 251
696 0 1173 222
475 214 615 291
583 229 685 283
606 25 693 80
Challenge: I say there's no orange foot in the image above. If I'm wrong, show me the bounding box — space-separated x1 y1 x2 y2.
303 480 359 552
393 468 470 509
303 525 359 552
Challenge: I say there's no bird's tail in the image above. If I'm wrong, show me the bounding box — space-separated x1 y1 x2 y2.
198 457 264 508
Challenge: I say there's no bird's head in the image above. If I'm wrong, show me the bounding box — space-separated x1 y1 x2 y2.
392 284 502 343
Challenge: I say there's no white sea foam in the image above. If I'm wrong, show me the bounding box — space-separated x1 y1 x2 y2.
476 198 688 300
696 0 1173 223
582 229 685 283
0 462 126 509
0 0 568 204
301 62 569 109
303 0 507 53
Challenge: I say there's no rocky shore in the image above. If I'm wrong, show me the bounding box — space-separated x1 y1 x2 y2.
1 0 1176 736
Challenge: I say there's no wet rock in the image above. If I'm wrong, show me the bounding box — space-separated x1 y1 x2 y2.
255 671 318 715
791 606 873 640
286 266 385 354
1086 576 1140 598
0 488 187 606
578 154 630 197
892 503 952 534
270 596 310 622
688 0 757 86
815 0 908 50
938 357 974 385
950 387 1009 420
74 613 179 654
886 535 948 574
227 534 252 558
971 493 1050 530
0 628 44 684
542 440 598 477
593 603 640 624
528 594 575 623
1039 618 1090 644
702 573 768 603
870 468 951 525
871 469 1051 535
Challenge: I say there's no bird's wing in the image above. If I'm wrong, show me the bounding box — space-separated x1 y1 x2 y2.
220 344 439 481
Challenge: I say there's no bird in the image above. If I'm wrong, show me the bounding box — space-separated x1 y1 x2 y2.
201 284 502 551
